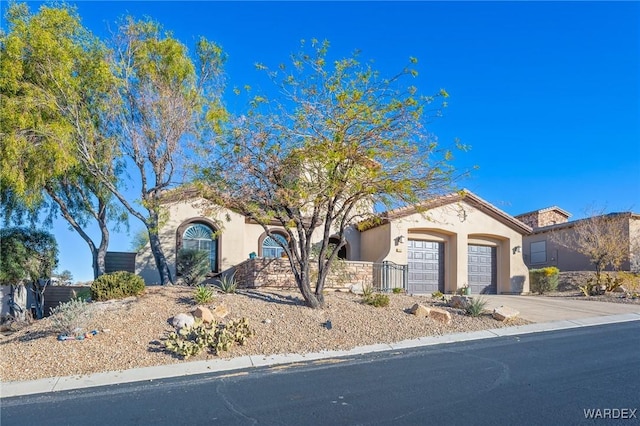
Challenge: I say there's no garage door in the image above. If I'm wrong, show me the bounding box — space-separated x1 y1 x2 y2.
408 240 444 294
468 245 497 294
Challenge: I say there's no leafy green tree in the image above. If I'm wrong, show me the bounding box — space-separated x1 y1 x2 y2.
197 40 464 308
0 3 125 278
79 17 227 285
0 227 58 320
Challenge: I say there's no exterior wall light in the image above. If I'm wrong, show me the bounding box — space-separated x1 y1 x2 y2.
512 246 521 254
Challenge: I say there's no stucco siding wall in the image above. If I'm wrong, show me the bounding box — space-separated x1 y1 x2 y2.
362 200 529 294
360 223 391 263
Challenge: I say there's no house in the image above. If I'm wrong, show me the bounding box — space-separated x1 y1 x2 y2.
515 207 640 272
135 190 532 295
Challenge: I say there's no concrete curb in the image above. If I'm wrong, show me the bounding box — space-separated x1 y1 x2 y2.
2 312 639 398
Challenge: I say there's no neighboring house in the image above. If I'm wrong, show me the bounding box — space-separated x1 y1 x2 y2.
515 207 640 272
135 190 532 295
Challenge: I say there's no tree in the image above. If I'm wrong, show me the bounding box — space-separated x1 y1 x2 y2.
0 227 58 320
79 17 227 285
56 269 74 285
0 3 125 279
197 40 464 308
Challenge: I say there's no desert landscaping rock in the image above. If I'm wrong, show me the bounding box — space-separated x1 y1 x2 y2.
492 306 520 322
171 313 195 329
193 307 214 324
429 308 452 324
449 295 472 309
409 303 431 318
212 304 229 320
0 286 531 383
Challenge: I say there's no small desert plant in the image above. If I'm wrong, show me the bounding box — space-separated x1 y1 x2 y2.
392 287 404 294
603 274 624 293
49 298 93 337
431 290 445 300
363 293 390 307
177 249 210 286
362 283 374 298
216 273 238 294
91 271 145 301
194 285 215 304
465 297 488 317
164 318 253 359
529 267 559 294
617 272 640 292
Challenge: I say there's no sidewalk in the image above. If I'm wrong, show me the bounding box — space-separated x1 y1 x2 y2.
2 298 639 399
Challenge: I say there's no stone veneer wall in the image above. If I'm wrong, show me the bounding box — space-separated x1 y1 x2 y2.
234 258 374 290
517 210 569 229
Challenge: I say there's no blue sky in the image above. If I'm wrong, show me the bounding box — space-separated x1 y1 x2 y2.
3 1 639 282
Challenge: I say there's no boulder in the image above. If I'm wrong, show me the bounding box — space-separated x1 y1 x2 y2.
193 306 214 324
409 303 431 318
349 283 365 295
172 313 195 329
492 306 519 322
212 304 230 320
429 308 452 325
449 295 472 309
613 285 627 293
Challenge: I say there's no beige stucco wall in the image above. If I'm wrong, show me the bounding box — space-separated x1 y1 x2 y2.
136 198 363 284
360 201 530 294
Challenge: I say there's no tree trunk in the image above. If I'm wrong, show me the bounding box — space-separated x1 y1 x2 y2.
297 265 324 309
94 221 109 279
148 230 173 285
10 284 28 321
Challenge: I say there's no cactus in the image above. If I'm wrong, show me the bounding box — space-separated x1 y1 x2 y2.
164 317 254 358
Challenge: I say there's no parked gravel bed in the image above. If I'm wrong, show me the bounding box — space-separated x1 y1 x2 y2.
0 286 528 383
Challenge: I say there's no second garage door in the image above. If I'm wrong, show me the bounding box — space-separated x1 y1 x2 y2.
468 245 497 294
408 240 444 294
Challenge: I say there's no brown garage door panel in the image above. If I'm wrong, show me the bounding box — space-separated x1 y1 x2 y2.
468 245 497 294
408 240 444 294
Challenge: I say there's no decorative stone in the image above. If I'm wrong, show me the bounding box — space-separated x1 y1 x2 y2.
349 283 365 295
193 306 214 324
613 286 627 293
171 313 195 329
449 295 472 309
492 306 519 322
409 303 431 318
212 304 229 320
429 308 452 325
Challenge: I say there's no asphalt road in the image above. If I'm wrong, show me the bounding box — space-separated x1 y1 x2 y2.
2 321 639 426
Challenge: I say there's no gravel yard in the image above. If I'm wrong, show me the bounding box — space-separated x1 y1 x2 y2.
0 286 528 383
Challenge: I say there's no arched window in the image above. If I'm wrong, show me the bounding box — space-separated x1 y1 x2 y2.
182 223 217 271
262 234 288 258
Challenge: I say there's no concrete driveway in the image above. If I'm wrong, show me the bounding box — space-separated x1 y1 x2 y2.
481 295 640 323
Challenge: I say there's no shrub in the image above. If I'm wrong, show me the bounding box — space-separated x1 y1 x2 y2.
465 297 488 317
194 285 215 304
177 249 210 286
363 293 390 307
617 272 640 292
216 273 238 294
431 290 444 300
91 271 145 301
529 267 559 294
392 287 404 294
164 318 253 359
49 298 93 336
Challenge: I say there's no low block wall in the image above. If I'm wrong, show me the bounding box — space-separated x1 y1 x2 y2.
0 285 90 317
234 258 374 290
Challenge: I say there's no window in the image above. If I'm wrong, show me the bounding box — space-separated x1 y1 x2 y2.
262 234 288 258
530 241 546 264
183 223 217 271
